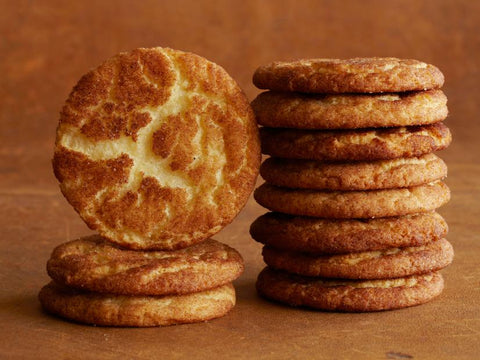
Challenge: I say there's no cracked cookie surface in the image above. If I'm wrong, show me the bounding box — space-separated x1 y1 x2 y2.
53 47 260 250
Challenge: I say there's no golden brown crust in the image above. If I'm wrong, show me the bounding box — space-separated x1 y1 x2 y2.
262 239 453 279
256 267 444 312
260 122 451 162
53 47 260 250
47 235 244 295
39 282 236 327
250 212 448 254
254 181 450 219
252 90 448 129
253 58 444 93
260 154 447 190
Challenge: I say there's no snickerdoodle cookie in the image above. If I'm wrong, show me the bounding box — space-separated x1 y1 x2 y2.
260 123 451 162
260 154 447 190
262 238 453 279
252 90 447 129
250 212 448 254
47 235 244 296
256 267 444 312
254 181 450 218
253 58 444 93
53 47 260 250
39 281 235 327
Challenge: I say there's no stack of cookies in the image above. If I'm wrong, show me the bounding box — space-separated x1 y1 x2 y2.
250 58 453 312
39 47 260 326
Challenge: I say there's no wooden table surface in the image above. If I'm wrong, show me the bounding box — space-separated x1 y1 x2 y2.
1 1 479 359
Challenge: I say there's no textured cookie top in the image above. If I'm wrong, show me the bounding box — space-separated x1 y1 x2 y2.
252 90 448 129
53 47 260 250
253 57 444 93
39 281 235 327
260 122 451 162
47 235 244 295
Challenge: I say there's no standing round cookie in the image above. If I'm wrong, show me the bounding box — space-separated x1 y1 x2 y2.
53 47 260 250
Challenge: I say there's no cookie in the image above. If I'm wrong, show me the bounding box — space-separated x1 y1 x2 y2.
39 281 235 327
47 235 244 296
256 267 444 312
260 122 451 162
262 238 453 279
260 154 447 190
253 57 444 93
254 181 450 218
53 47 261 250
252 90 448 129
250 212 448 254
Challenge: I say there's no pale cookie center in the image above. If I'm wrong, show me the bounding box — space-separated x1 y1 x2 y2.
58 51 231 207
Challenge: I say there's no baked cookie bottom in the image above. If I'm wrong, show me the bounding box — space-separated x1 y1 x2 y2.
39 282 236 327
256 267 444 312
250 212 448 254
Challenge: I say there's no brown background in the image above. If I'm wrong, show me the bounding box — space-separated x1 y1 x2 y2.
1 1 479 359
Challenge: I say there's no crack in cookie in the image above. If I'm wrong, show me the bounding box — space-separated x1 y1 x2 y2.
53 48 260 250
